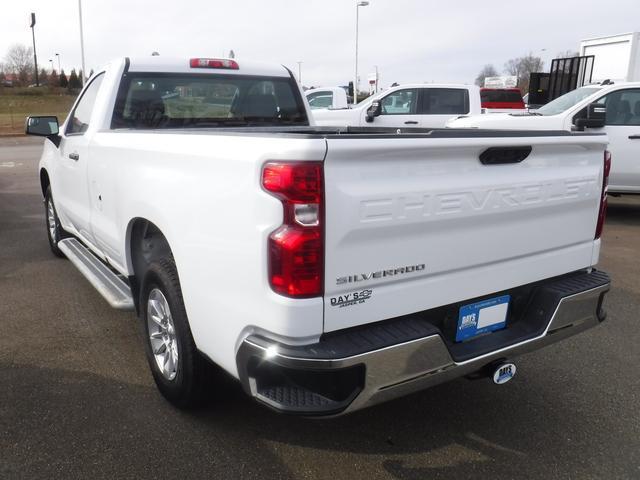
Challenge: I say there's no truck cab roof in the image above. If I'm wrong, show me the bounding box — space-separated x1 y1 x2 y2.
119 56 292 78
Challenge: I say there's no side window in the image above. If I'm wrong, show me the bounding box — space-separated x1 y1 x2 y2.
598 89 640 126
66 73 105 135
307 91 333 109
421 88 469 115
380 89 417 115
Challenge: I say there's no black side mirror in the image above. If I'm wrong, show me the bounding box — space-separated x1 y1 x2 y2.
26 116 59 136
574 103 606 129
365 101 381 123
25 116 60 146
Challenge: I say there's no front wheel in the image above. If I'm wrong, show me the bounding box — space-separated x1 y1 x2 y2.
140 258 206 408
44 186 68 258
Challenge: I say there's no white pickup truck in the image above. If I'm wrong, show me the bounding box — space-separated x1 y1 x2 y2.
449 81 640 194
27 56 611 416
313 84 482 129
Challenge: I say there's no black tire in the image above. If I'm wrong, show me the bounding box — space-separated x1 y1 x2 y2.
44 186 68 258
140 258 206 408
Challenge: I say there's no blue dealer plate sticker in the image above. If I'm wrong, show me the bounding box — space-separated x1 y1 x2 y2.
456 295 510 342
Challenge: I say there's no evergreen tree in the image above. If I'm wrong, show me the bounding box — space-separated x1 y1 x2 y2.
49 69 59 87
39 68 48 85
89 69 94 78
68 69 82 89
78 70 84 86
59 69 68 88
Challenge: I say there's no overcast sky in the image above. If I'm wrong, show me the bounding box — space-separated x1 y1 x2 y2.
1 0 638 88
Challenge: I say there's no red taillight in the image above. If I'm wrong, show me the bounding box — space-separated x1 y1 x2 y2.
189 58 239 70
262 162 323 298
595 150 611 239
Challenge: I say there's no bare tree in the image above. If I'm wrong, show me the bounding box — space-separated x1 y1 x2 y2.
475 64 498 87
5 44 34 86
504 53 544 94
556 50 579 59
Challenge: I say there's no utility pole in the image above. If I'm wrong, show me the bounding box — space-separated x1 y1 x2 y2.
55 53 61 72
296 61 303 84
30 13 39 87
78 0 87 82
374 65 379 93
354 1 369 105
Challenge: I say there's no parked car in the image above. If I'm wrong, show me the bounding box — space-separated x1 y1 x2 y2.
313 84 482 128
305 86 349 110
449 81 640 194
480 88 526 113
26 56 610 416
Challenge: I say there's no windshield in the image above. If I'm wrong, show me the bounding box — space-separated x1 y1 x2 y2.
111 73 308 129
536 87 601 116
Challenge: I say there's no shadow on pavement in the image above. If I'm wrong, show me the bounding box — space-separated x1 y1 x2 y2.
606 196 640 227
2 359 627 479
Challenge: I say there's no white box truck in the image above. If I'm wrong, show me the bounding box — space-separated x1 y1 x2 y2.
580 32 640 83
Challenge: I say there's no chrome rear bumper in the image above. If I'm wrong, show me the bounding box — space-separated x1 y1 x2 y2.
236 270 610 416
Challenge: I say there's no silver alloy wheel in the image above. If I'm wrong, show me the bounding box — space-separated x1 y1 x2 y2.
147 288 179 381
47 199 57 241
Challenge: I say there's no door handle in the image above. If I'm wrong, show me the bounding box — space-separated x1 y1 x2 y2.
404 121 419 125
68 152 80 161
629 135 640 139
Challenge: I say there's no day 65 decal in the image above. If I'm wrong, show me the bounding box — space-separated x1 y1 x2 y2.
330 289 373 308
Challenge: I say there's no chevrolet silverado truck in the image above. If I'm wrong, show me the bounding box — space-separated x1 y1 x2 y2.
26 56 611 416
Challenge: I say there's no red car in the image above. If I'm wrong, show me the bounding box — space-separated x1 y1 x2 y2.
480 88 525 110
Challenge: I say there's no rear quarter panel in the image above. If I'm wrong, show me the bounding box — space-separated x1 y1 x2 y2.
89 131 327 376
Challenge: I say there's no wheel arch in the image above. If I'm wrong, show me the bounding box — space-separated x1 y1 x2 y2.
126 217 174 313
39 168 50 198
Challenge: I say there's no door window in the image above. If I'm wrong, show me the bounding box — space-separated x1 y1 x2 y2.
380 89 418 115
421 88 469 115
597 89 640 126
66 73 105 135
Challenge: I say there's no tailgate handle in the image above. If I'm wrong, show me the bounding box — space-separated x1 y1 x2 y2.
479 146 532 165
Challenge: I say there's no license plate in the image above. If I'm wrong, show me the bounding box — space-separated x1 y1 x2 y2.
456 295 510 342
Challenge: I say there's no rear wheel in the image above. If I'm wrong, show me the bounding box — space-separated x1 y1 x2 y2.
44 186 68 258
140 258 206 408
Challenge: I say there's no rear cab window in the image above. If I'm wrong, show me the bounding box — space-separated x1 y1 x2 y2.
420 88 470 114
111 73 308 129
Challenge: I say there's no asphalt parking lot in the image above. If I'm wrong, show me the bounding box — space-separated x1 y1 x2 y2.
1 136 639 480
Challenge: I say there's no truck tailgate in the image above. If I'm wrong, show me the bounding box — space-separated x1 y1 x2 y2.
323 134 606 332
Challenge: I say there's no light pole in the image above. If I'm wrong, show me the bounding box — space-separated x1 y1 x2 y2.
49 59 53 73
78 0 87 82
55 53 61 73
30 13 39 87
354 1 369 105
296 61 303 84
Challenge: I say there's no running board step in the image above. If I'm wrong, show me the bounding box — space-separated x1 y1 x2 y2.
58 238 134 311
